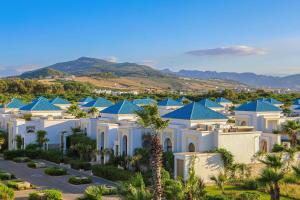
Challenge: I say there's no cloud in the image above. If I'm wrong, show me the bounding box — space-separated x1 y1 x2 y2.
105 56 118 63
15 64 41 73
186 45 268 56
139 60 156 67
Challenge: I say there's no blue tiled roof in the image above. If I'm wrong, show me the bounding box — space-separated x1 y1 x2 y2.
6 98 26 109
83 97 113 108
101 100 141 114
293 98 300 105
198 98 223 108
158 98 183 106
163 102 228 120
20 99 61 111
258 98 282 105
215 97 232 103
49 97 70 105
79 96 94 103
132 98 156 105
32 96 48 103
176 97 192 103
235 100 281 112
294 106 300 110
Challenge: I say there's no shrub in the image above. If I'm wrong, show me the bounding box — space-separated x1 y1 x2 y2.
241 179 259 190
41 150 63 164
13 157 31 163
29 189 62 200
27 162 37 168
0 171 15 180
25 149 43 159
0 184 15 200
3 150 25 160
238 192 260 200
44 167 67 176
271 144 285 152
92 164 133 181
283 174 299 184
6 180 32 190
70 160 92 170
68 176 92 185
25 144 40 150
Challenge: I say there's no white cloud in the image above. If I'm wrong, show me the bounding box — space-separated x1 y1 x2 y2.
139 60 156 67
105 56 118 63
186 45 268 56
15 64 41 73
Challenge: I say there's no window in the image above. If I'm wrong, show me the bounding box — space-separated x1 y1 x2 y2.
188 143 195 152
26 126 35 133
100 132 105 150
241 121 247 126
260 139 268 153
122 135 128 156
164 138 172 152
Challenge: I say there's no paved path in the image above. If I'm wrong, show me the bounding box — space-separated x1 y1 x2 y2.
0 158 120 200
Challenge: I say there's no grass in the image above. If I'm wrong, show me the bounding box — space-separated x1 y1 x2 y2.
205 185 294 200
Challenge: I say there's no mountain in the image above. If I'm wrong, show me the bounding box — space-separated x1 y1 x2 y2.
162 69 300 90
20 68 68 79
20 57 163 78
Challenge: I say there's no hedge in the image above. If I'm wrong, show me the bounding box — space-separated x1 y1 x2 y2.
44 167 67 176
3 149 62 163
68 176 92 185
13 157 31 163
6 180 32 190
92 164 132 181
0 170 15 180
70 160 92 171
29 189 62 200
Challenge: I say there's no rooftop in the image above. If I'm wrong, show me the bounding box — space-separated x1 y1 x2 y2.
79 96 94 103
20 99 61 111
198 98 224 108
215 97 232 103
101 100 141 114
257 98 283 105
83 97 113 107
235 100 282 112
49 97 70 105
163 102 228 120
158 98 183 107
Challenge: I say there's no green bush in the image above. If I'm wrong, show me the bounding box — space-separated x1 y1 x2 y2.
0 170 15 180
92 164 133 181
3 150 25 160
68 176 92 185
6 180 32 190
44 167 67 176
80 185 117 200
241 179 259 190
0 184 15 200
238 192 260 200
41 150 63 164
271 144 285 152
25 149 43 159
29 189 62 200
27 161 37 168
13 157 31 163
70 160 92 170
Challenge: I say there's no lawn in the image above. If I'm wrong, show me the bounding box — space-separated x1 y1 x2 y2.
206 185 294 200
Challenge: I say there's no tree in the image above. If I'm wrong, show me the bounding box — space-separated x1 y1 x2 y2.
135 105 169 200
281 120 300 147
76 110 87 118
0 133 5 150
71 143 93 161
15 135 23 150
258 154 285 200
292 164 300 179
36 130 49 150
210 173 226 194
88 107 99 118
66 104 81 117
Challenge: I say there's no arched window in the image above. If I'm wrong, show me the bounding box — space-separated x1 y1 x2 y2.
122 135 128 156
164 138 172 152
188 143 195 152
241 121 247 126
260 139 268 153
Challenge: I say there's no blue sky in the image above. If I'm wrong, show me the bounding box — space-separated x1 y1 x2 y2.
1 0 300 76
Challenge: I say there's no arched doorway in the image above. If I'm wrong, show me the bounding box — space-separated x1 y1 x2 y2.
164 138 172 152
100 132 105 150
188 143 195 152
241 121 247 126
260 139 268 153
122 135 128 156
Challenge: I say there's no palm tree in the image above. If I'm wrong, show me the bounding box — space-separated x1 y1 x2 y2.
76 110 87 118
66 104 81 117
258 154 283 172
292 164 300 179
36 130 49 150
88 107 99 118
14 135 23 150
83 185 105 200
210 172 226 194
281 120 300 147
258 168 283 200
135 105 169 200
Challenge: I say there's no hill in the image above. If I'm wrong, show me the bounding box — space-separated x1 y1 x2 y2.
162 69 300 90
20 57 163 78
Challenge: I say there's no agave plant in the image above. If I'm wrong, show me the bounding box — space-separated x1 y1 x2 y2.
84 185 105 200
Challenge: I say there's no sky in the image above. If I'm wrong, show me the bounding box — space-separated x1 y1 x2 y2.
1 0 300 76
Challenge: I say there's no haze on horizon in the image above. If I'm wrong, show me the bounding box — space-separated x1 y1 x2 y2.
1 0 300 77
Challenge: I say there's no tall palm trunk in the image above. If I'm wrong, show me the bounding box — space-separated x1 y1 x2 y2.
151 134 163 200
274 182 280 200
291 133 297 147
